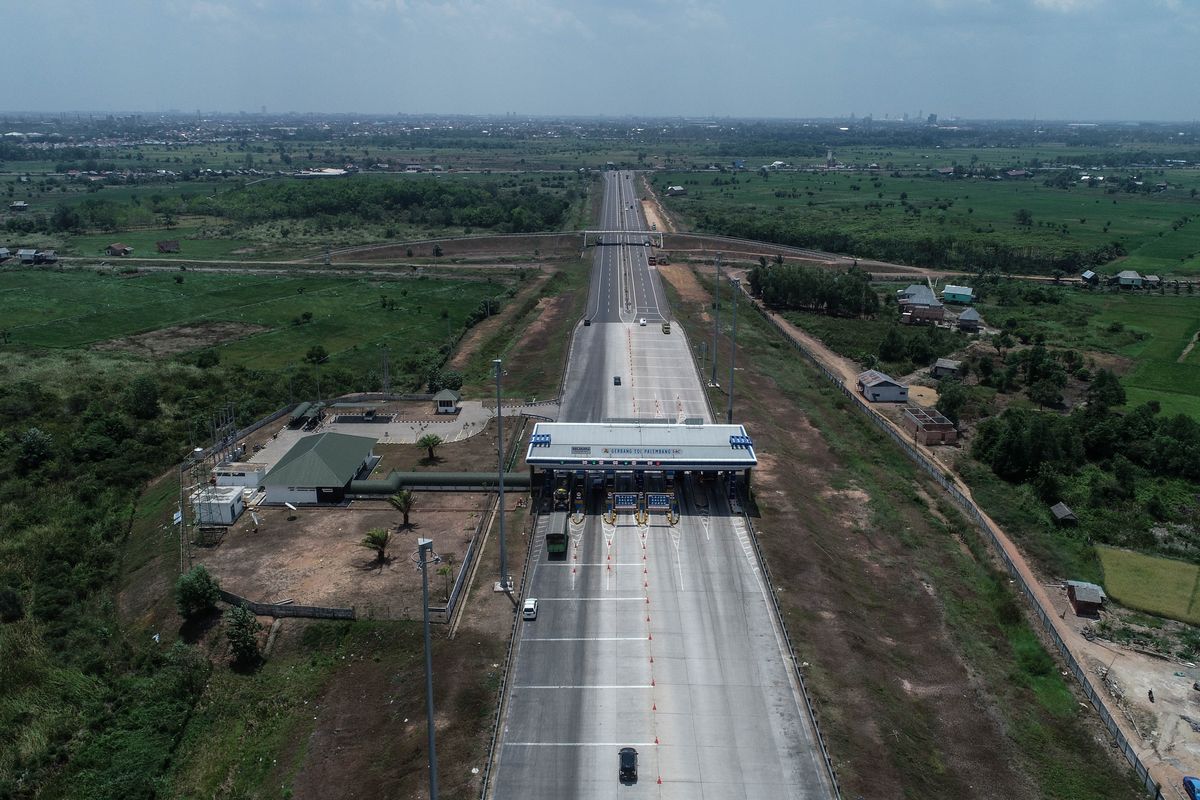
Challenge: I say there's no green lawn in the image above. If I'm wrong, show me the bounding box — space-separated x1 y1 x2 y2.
66 226 259 260
1097 546 1200 625
0 268 504 373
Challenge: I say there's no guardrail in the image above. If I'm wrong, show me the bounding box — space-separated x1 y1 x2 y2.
742 290 1166 800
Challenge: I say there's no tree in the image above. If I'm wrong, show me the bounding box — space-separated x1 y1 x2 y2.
124 375 161 419
0 585 24 623
1014 208 1034 227
418 433 443 461
935 379 968 424
390 489 414 527
1028 376 1065 408
439 369 464 391
225 605 262 667
305 345 328 365
196 349 220 368
16 427 53 472
358 527 391 563
878 327 906 363
1087 368 1126 411
175 565 221 618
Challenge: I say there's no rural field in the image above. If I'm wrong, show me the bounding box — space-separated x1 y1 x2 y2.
657 167 1200 276
0 267 509 376
1097 546 1200 626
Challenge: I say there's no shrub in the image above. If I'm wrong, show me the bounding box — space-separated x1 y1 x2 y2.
225 605 262 667
175 565 220 618
0 585 23 622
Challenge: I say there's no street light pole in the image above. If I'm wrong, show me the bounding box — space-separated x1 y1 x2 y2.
493 359 510 598
727 278 740 424
417 538 439 800
710 254 721 385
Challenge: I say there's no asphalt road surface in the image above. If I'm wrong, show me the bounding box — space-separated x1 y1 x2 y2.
491 172 835 800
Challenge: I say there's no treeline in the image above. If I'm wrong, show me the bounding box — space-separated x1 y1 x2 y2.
696 209 1126 275
190 177 573 232
749 263 879 316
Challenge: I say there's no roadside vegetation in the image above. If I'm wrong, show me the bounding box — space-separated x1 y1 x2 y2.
661 264 1145 799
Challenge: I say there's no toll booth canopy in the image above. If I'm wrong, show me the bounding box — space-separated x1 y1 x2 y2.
524 422 757 475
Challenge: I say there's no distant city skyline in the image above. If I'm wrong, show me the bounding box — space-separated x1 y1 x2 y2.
4 0 1197 121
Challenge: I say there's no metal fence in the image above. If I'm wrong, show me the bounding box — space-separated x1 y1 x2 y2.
744 293 1166 799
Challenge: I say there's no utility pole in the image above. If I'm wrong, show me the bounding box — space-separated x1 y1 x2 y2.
727 278 740 424
710 253 722 386
493 359 513 602
417 538 439 800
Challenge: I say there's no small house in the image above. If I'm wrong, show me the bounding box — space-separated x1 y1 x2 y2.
1145 274 1161 288
434 388 461 415
262 432 376 505
105 243 133 257
941 284 974 304
897 284 941 308
0 247 10 262
901 405 958 445
34 250 57 264
1116 270 1143 288
156 240 181 253
17 248 37 264
665 185 687 196
1050 502 1078 526
1065 580 1107 616
857 370 909 403
8 201 28 212
190 485 245 526
901 305 945 325
931 358 962 378
1081 270 1099 285
957 307 982 332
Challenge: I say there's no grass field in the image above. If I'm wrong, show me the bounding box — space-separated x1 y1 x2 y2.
658 168 1200 276
0 268 505 375
1097 546 1200 625
65 225 260 260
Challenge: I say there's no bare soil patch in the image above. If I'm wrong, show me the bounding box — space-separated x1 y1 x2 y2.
94 321 269 358
196 495 489 618
336 234 581 262
370 417 527 475
448 272 551 372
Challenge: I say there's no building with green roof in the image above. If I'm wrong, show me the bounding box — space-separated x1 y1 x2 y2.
263 432 377 505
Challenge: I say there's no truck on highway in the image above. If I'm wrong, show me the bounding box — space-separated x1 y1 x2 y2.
546 527 568 556
661 321 671 334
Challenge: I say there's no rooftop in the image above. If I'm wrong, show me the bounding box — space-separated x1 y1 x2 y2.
524 422 757 470
935 357 962 371
857 369 904 388
902 405 955 429
264 432 375 488
1066 580 1107 605
898 284 942 307
943 284 973 296
958 308 982 321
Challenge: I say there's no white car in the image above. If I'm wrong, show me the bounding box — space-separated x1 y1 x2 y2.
522 598 538 620
639 318 647 326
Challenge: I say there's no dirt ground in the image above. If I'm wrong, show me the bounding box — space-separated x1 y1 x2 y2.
195 495 489 618
334 233 582 263
370 417 527 476
448 271 551 372
93 321 269 357
281 494 532 800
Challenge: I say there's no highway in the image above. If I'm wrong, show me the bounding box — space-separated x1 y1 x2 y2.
490 172 835 799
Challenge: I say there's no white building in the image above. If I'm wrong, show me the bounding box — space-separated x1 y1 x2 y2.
190 485 245 526
212 461 268 489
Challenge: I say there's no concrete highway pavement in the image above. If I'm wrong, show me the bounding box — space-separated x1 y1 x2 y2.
490 171 835 799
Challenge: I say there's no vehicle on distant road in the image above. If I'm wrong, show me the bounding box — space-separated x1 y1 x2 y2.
522 598 538 620
661 321 671 334
639 318 646 326
613 376 621 386
546 528 568 556
618 747 638 784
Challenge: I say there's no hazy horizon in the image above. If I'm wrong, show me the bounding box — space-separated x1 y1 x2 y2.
4 0 1198 121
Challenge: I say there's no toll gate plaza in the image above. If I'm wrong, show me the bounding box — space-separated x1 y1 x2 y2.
524 422 757 519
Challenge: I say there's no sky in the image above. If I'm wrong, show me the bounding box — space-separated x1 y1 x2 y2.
3 0 1198 120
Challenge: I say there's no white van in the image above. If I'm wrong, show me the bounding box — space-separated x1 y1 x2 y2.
522 598 538 620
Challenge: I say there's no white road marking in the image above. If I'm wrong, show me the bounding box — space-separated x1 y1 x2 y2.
523 637 649 642
514 685 654 690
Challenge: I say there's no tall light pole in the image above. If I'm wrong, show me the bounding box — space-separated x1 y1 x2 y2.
727 278 740 424
493 359 510 598
417 538 439 800
710 253 722 386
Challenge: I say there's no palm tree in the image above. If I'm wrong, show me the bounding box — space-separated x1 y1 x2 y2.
418 433 443 461
389 490 414 528
358 527 391 563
